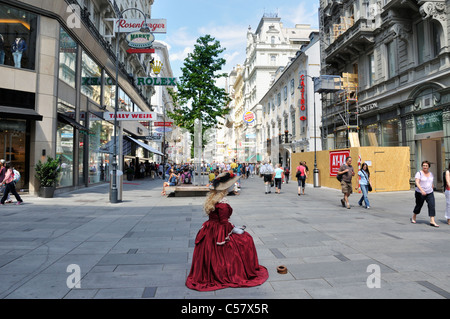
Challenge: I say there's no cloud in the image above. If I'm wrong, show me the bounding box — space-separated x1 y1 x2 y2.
280 2 319 28
170 46 193 62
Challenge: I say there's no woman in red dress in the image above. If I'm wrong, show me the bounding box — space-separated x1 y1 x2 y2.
186 172 269 291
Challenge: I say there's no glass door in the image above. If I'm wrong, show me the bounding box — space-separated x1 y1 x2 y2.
0 119 27 191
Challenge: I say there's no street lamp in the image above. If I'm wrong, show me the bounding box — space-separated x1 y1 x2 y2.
110 8 151 203
304 74 320 188
162 101 173 180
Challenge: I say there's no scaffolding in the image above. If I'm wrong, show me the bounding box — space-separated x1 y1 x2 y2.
318 73 360 149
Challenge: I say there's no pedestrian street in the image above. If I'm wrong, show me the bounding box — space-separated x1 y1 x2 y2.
0 176 449 300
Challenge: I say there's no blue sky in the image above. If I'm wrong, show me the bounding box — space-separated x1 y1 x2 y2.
151 1 319 80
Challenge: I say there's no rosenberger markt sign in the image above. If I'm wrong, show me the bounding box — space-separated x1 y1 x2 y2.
112 18 167 33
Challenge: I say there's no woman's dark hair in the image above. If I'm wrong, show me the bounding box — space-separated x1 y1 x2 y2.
421 160 431 168
361 162 370 177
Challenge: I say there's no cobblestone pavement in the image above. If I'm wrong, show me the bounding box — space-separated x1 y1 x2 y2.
0 176 449 300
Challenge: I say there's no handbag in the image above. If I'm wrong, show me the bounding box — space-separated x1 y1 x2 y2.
362 170 372 192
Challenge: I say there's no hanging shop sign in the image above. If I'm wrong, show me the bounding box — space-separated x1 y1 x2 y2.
136 77 177 86
243 111 255 124
154 122 173 127
126 31 155 48
299 74 307 121
329 150 350 177
103 112 156 120
127 48 155 54
111 18 167 34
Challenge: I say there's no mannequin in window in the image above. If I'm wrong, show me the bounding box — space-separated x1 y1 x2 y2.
12 37 27 68
0 34 4 65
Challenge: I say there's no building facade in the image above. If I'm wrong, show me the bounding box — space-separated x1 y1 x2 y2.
319 0 450 185
243 14 319 163
259 32 322 166
0 0 170 195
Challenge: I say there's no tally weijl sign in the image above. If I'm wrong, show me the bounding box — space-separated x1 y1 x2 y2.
104 112 157 121
109 18 167 33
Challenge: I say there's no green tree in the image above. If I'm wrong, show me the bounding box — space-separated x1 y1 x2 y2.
168 34 231 154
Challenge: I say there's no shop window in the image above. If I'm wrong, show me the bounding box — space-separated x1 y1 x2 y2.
59 28 77 88
89 114 113 184
382 119 399 146
103 73 116 111
362 124 379 146
81 51 102 105
0 3 38 70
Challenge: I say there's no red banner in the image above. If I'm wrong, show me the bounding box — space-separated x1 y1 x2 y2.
329 150 350 176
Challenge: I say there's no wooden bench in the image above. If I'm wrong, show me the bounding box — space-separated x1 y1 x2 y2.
165 185 210 197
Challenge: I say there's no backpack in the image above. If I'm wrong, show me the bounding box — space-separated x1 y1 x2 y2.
13 169 21 183
183 172 191 184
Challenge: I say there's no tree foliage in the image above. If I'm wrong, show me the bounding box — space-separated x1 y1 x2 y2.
168 35 231 149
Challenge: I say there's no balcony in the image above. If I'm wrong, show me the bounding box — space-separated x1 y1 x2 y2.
325 18 375 67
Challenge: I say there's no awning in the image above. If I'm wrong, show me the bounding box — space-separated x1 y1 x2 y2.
126 136 164 156
99 136 132 155
57 113 89 131
0 106 43 121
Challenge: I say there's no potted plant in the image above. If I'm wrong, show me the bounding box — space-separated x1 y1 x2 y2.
35 156 61 198
126 167 135 181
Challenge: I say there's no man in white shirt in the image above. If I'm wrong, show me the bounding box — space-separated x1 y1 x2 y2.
260 161 274 194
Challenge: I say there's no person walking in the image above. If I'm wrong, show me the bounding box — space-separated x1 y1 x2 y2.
186 172 268 291
358 162 372 209
337 157 355 209
0 163 23 205
260 161 274 194
445 162 450 225
0 159 11 203
411 160 439 227
295 161 308 196
274 164 284 194
284 165 290 184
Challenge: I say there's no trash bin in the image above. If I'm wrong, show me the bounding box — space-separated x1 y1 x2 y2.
110 170 123 202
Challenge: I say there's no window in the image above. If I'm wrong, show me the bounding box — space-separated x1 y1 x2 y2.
291 113 296 136
81 51 102 104
386 41 395 78
290 79 295 94
283 86 287 101
362 124 379 146
56 101 75 188
417 21 425 64
382 119 399 146
368 52 375 86
277 93 281 106
432 21 442 58
59 28 77 88
0 3 38 70
270 55 276 65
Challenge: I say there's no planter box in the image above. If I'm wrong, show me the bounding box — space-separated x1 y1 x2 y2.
39 186 55 198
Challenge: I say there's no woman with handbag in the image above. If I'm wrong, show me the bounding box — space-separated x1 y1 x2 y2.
186 172 268 291
358 162 371 209
296 161 308 196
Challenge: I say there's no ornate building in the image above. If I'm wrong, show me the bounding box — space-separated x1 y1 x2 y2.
319 0 450 185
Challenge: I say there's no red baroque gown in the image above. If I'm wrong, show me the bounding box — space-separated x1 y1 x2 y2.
186 201 269 291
